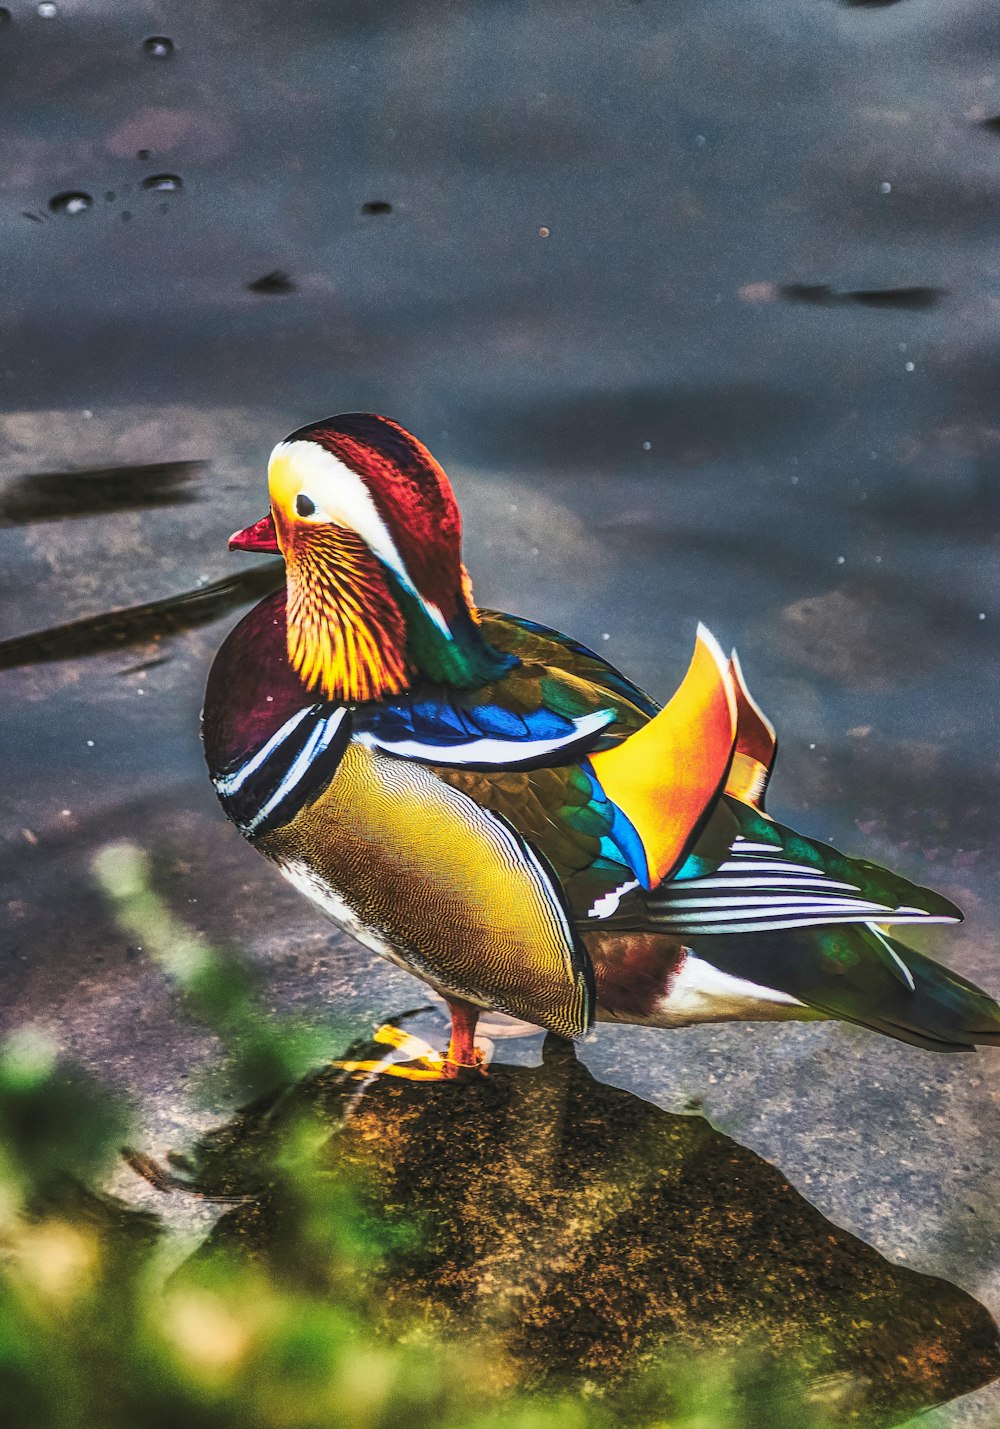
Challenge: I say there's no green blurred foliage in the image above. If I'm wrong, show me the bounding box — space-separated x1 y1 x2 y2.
0 845 908 1428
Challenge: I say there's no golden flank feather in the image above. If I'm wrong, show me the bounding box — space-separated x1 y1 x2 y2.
284 524 410 703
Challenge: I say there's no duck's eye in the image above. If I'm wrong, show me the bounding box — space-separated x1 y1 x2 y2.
296 493 317 518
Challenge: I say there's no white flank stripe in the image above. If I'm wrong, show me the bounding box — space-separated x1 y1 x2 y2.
360 707 615 766
865 921 917 991
657 894 886 912
213 706 316 796
715 859 830 876
731 840 785 854
588 878 641 920
667 875 857 892
653 911 957 933
657 899 886 923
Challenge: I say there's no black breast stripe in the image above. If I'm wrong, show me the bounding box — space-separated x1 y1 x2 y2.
213 705 352 839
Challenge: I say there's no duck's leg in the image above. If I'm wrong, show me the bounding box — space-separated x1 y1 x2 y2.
442 997 487 1077
330 1003 489 1084
445 1000 488 1074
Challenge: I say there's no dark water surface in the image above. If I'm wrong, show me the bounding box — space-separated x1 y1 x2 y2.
3 1 1000 1421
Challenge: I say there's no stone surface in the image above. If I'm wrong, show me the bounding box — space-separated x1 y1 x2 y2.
168 1031 1000 1424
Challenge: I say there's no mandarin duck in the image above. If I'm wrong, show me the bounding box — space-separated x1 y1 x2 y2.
202 414 1000 1076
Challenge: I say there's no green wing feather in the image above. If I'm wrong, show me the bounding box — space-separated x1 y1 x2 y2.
726 799 961 922
702 924 1000 1052
436 612 963 969
479 611 659 718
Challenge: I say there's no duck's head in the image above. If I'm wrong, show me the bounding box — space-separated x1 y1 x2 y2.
229 413 513 703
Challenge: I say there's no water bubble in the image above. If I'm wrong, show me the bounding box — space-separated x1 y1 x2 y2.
142 35 173 58
362 200 392 215
37 2 57 17
49 191 92 216
140 173 182 192
904 361 915 372
836 555 845 565
879 180 892 194
641 440 652 451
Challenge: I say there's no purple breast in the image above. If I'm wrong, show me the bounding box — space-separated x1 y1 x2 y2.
202 589 313 777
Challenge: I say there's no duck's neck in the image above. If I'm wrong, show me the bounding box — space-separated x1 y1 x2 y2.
284 529 515 703
393 582 517 691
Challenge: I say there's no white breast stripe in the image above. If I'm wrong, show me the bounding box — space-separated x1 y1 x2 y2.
213 706 316 796
244 708 348 834
359 707 615 767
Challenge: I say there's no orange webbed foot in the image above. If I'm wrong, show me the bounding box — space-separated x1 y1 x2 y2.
331 1019 492 1085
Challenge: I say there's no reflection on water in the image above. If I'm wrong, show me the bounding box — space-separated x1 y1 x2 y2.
0 460 203 526
0 562 282 669
134 1014 1000 1426
779 285 943 311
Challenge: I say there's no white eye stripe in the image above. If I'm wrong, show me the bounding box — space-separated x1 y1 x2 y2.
270 440 454 641
271 441 411 585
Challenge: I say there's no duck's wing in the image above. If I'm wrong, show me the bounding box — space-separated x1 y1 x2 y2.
355 626 740 914
478 610 661 717
354 624 769 936
481 609 778 818
642 815 961 936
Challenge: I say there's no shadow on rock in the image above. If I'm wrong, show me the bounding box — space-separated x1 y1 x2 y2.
155 1017 1000 1425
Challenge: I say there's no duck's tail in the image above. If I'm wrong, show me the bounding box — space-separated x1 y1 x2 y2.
699 923 1000 1052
